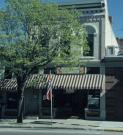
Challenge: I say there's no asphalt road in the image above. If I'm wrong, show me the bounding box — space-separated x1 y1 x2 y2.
0 128 122 135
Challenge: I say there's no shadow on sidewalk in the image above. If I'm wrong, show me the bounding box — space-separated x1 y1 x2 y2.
30 121 57 125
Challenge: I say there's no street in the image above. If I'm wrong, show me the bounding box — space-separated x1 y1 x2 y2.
0 128 122 135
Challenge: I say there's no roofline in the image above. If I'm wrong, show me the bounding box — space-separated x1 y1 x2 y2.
42 1 105 9
103 56 123 62
59 4 104 10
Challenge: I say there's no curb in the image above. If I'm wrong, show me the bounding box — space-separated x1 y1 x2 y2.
0 125 85 130
103 129 123 132
0 124 123 132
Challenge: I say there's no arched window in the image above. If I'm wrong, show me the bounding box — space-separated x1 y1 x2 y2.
84 25 96 56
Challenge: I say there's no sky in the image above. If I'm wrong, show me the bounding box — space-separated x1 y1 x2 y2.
0 0 123 38
108 0 123 38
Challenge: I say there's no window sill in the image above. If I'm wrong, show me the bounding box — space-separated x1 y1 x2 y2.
80 56 95 60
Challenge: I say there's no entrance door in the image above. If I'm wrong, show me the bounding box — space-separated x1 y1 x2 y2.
71 91 87 118
53 91 88 119
24 89 39 116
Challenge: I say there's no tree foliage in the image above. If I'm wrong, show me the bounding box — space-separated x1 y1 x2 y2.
0 0 88 123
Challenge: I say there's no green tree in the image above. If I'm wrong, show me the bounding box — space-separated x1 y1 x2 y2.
0 0 88 123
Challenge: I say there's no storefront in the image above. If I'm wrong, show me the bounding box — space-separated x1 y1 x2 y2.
0 74 105 120
0 79 17 118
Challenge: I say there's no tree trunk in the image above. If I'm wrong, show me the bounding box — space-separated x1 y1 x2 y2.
17 76 27 123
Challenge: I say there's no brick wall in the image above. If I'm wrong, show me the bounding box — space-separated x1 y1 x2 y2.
106 68 123 121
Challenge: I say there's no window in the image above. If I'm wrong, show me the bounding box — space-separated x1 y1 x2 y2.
88 93 100 109
88 97 100 109
109 47 114 55
83 25 96 57
85 34 94 56
107 47 114 55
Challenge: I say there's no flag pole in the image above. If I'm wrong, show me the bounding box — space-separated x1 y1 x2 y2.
50 70 53 124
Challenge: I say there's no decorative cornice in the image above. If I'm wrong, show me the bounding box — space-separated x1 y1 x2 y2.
80 15 105 23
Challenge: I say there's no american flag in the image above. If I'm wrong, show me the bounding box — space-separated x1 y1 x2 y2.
46 74 53 101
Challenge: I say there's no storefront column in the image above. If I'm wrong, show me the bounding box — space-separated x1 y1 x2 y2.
1 91 6 118
38 89 42 118
100 66 106 120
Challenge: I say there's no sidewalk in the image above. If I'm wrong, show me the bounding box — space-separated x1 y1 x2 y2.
0 118 123 132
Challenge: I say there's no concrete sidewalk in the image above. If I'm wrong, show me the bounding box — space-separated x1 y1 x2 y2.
0 118 123 132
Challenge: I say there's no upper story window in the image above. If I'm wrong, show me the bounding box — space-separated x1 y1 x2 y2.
108 47 114 55
83 25 96 57
86 34 94 56
107 46 114 56
106 46 119 56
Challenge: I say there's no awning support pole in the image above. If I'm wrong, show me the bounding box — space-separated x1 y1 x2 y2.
50 70 53 125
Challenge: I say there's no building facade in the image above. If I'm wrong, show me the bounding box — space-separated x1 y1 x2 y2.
1 0 123 121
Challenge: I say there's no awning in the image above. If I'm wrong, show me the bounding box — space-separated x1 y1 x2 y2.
0 74 105 92
0 79 17 92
